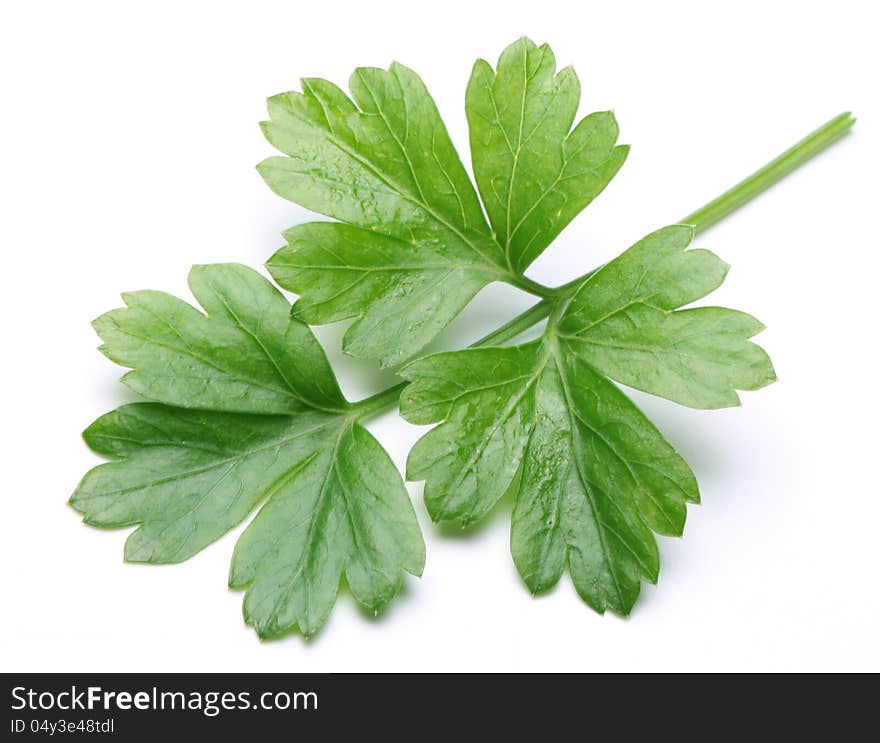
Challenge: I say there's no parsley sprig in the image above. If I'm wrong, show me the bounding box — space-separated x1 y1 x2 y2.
72 38 854 637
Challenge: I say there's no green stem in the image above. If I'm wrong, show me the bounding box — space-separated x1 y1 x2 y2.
473 298 554 346
352 381 408 417
508 273 558 299
353 112 854 420
680 111 855 233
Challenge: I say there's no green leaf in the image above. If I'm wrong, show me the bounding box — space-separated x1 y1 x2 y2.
563 304 774 409
401 225 774 615
559 225 776 408
402 342 542 526
267 222 494 367
559 225 729 323
258 68 497 261
93 263 347 414
259 65 505 367
466 37 629 273
75 264 424 638
401 340 697 614
261 40 626 366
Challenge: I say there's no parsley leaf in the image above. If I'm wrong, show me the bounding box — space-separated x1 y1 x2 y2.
400 225 775 614
558 225 775 408
91 263 348 414
267 221 496 368
466 37 628 273
261 38 625 367
72 264 424 638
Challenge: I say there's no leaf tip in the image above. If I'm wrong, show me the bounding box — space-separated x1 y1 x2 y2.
410 557 426 579
388 60 409 75
299 77 318 95
614 142 632 162
670 222 697 244
67 490 84 513
255 155 273 175
80 419 104 450
90 312 110 334
471 57 494 77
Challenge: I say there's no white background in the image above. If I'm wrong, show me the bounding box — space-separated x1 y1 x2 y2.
2 0 877 672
